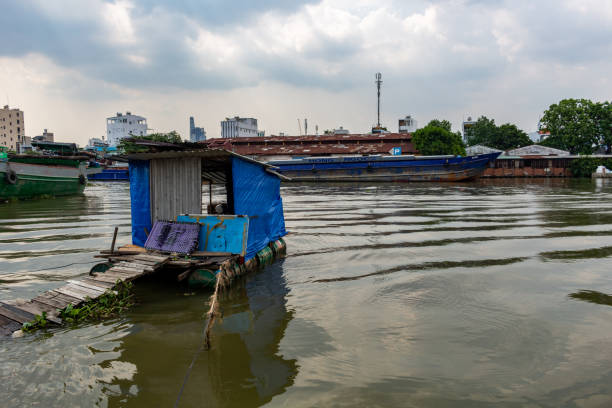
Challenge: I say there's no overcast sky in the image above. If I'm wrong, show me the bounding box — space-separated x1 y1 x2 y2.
1 0 611 144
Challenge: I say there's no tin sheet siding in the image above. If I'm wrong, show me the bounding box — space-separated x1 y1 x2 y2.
150 158 202 222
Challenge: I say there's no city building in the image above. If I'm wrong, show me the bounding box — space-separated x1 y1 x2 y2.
334 127 349 135
32 129 54 142
189 117 206 142
398 115 418 133
0 105 25 151
106 112 147 146
221 117 258 138
85 137 110 152
462 116 477 143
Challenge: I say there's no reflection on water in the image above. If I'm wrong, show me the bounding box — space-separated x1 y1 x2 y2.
2 179 612 407
104 263 297 407
569 290 612 306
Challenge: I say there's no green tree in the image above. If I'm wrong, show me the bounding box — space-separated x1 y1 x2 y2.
592 101 612 153
464 116 497 147
492 124 532 151
413 125 466 156
426 119 452 132
540 99 600 154
464 116 531 150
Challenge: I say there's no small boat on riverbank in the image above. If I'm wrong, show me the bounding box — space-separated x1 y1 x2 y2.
268 152 501 182
0 153 91 200
87 165 129 181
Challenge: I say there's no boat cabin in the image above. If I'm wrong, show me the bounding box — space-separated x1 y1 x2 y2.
126 149 287 260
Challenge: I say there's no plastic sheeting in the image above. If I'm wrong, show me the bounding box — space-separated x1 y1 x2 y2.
129 160 152 247
232 158 286 260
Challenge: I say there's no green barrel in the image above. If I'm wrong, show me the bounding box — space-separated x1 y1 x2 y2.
270 238 287 257
256 246 274 266
245 257 259 273
89 262 112 275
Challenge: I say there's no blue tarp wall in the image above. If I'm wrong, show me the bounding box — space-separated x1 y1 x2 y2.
128 160 152 247
232 157 287 260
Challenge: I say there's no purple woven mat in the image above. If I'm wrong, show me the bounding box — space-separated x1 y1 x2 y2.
144 221 200 254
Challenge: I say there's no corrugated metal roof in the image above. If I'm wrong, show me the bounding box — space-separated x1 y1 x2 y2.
121 149 276 168
201 134 416 156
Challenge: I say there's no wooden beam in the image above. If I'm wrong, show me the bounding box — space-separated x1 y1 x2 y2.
0 303 35 324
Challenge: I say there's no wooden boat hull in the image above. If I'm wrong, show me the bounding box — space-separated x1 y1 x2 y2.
269 153 501 182
0 161 87 200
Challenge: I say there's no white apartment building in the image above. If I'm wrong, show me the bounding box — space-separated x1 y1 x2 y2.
221 117 258 138
106 111 147 146
0 105 25 151
398 115 418 133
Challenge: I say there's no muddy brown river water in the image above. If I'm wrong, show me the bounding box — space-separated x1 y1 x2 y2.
1 179 612 407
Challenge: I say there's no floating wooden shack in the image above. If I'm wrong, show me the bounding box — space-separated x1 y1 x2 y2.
123 148 288 287
0 147 289 336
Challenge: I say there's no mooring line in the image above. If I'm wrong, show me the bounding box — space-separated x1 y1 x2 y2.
173 262 229 408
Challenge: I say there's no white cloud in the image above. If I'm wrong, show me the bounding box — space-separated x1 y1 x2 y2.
2 0 612 143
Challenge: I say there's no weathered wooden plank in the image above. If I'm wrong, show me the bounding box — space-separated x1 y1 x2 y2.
36 290 79 308
12 302 46 318
0 303 35 324
112 264 146 273
52 287 89 301
16 301 62 324
67 280 108 294
79 277 115 289
106 269 140 278
62 283 101 299
133 254 168 262
33 294 70 309
68 280 104 298
0 315 22 336
129 259 159 266
91 274 123 284
116 262 150 272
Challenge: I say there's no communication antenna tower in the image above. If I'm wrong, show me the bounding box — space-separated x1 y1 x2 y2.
304 118 308 136
297 118 302 135
375 72 382 127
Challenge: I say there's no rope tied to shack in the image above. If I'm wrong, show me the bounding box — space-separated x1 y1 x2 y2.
173 259 237 408
203 260 233 348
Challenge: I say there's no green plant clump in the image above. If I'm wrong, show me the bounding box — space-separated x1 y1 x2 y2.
22 312 48 332
570 156 612 177
60 281 135 323
21 281 135 332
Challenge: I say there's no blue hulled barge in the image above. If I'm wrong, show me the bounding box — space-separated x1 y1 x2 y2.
268 152 501 182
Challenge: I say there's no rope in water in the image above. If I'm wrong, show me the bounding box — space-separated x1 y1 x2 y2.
172 261 234 408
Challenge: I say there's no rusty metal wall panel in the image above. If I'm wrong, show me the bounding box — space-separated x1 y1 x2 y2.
150 158 201 222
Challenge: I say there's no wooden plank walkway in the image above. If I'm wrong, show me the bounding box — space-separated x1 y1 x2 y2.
1 253 169 336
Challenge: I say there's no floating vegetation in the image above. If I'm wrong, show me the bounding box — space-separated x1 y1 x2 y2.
60 281 135 323
541 246 612 261
569 290 612 306
20 281 135 333
21 312 48 332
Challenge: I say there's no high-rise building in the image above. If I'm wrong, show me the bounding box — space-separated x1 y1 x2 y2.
221 117 258 138
106 111 147 146
398 115 418 133
0 105 25 151
462 116 477 143
189 116 206 142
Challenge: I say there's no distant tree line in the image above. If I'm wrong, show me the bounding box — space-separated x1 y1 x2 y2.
414 98 612 156
464 117 531 151
539 99 612 154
